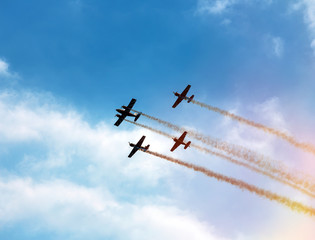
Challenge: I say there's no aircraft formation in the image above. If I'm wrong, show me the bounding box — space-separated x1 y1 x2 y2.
115 85 193 157
113 85 315 217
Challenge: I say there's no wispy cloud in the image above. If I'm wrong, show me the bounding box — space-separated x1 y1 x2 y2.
0 59 11 77
196 0 237 15
262 35 285 58
272 37 284 57
0 58 18 80
196 0 274 15
291 0 315 54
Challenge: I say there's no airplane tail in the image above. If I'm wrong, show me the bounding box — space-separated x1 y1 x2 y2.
184 141 191 149
145 145 150 151
188 95 194 103
134 112 141 122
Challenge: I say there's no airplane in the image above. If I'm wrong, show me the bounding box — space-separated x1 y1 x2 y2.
114 98 141 126
172 84 194 108
128 136 150 158
170 131 191 152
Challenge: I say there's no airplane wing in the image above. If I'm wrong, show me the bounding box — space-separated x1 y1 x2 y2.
172 98 183 108
135 136 146 147
170 141 181 152
128 147 138 158
181 85 191 96
114 115 125 126
178 131 187 142
127 98 137 109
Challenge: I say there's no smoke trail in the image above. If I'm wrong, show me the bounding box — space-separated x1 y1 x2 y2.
125 119 173 139
131 110 315 193
132 111 183 132
145 150 315 216
127 119 315 198
192 144 315 199
191 99 315 156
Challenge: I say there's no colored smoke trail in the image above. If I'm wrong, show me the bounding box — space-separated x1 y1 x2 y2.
132 110 315 194
127 119 315 198
145 150 315 216
191 99 315 156
189 133 315 193
125 119 173 139
133 111 182 132
192 144 315 199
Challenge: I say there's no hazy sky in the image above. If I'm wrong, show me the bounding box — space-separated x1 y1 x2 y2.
0 0 315 239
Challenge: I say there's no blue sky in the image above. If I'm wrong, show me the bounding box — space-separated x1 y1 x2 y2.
0 0 315 239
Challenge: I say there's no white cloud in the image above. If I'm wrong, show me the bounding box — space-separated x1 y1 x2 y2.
0 177 226 240
196 0 274 15
272 37 284 57
291 0 315 54
263 35 285 58
0 59 10 76
0 58 18 80
197 0 236 15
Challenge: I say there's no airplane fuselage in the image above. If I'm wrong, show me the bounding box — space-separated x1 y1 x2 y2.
129 143 149 152
173 137 185 146
174 92 192 101
116 108 136 117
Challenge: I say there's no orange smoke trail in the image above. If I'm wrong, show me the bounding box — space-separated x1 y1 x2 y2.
126 119 315 198
131 110 315 193
145 150 315 216
191 99 315 156
192 144 315 199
